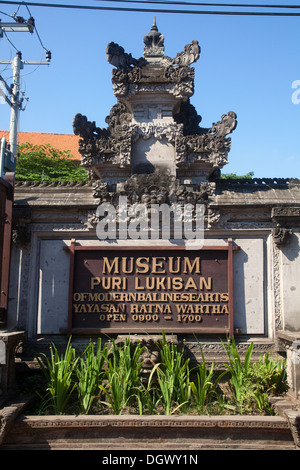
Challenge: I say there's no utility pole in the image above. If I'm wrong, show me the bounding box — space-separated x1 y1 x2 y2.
0 52 51 157
9 52 22 157
0 14 51 160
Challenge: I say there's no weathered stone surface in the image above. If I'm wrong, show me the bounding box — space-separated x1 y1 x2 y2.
0 413 297 450
73 20 237 185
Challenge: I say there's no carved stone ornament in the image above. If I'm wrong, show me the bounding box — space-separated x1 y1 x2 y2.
172 40 201 66
175 111 237 169
272 206 300 219
12 223 31 247
91 169 214 235
143 17 164 58
73 20 237 187
73 103 133 169
110 64 196 99
272 227 292 246
106 42 146 69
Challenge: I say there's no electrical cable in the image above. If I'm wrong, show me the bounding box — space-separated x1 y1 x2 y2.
24 2 49 51
4 30 18 51
1 2 50 54
94 0 300 8
0 1 300 16
0 8 14 17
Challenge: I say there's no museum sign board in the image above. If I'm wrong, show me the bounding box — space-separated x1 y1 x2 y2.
64 239 239 335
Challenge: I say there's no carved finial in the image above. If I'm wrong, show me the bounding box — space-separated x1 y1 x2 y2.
143 19 164 58
173 40 201 66
106 41 135 69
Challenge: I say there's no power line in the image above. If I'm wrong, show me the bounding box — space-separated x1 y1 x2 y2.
0 8 14 17
3 30 18 51
0 1 300 16
94 0 300 8
1 3 51 54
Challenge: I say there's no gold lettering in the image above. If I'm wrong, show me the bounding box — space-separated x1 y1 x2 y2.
130 303 172 314
136 257 150 273
184 277 198 290
146 277 155 290
103 257 119 274
211 304 221 314
121 257 134 274
183 257 201 274
152 257 166 274
91 277 100 290
172 277 184 290
73 303 80 313
221 305 229 314
175 303 227 314
135 277 144 290
169 257 181 274
199 277 212 290
221 293 229 302
106 314 126 322
155 277 166 290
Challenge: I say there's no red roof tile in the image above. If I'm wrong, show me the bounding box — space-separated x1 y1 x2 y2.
0 130 81 160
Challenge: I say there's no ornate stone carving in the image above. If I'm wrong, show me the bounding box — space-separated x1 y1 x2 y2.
12 224 31 247
174 99 202 135
207 209 221 228
73 104 133 169
272 227 292 246
91 169 213 236
73 113 108 141
106 42 146 69
272 206 300 218
210 111 237 138
143 18 164 58
106 41 135 69
110 64 195 99
272 244 283 330
175 111 237 169
164 66 195 97
73 21 237 181
172 40 200 66
132 122 182 144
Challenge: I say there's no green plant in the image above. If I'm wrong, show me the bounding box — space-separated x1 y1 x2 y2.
16 143 88 182
36 338 78 415
253 384 273 414
135 379 161 415
32 336 288 417
221 336 254 412
99 337 144 414
221 171 254 179
76 339 108 414
190 346 226 414
248 352 288 396
154 332 191 415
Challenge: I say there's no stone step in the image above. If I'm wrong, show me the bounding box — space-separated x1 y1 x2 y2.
1 414 297 450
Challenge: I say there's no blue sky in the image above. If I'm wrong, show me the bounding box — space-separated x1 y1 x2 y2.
0 0 299 178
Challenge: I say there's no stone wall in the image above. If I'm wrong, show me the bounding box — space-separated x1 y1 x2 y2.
8 179 300 344
2 21 300 402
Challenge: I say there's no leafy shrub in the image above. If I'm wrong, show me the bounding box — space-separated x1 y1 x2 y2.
99 337 144 415
36 338 79 415
76 339 108 414
16 143 88 182
248 352 288 395
33 335 289 416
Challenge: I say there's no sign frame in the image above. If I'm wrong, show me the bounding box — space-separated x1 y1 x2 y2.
63 239 239 336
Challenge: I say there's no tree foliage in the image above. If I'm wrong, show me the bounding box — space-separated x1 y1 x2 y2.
221 171 254 179
15 143 88 182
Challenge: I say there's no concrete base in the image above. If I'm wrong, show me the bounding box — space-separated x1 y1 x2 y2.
277 331 300 400
0 331 24 396
1 412 298 450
